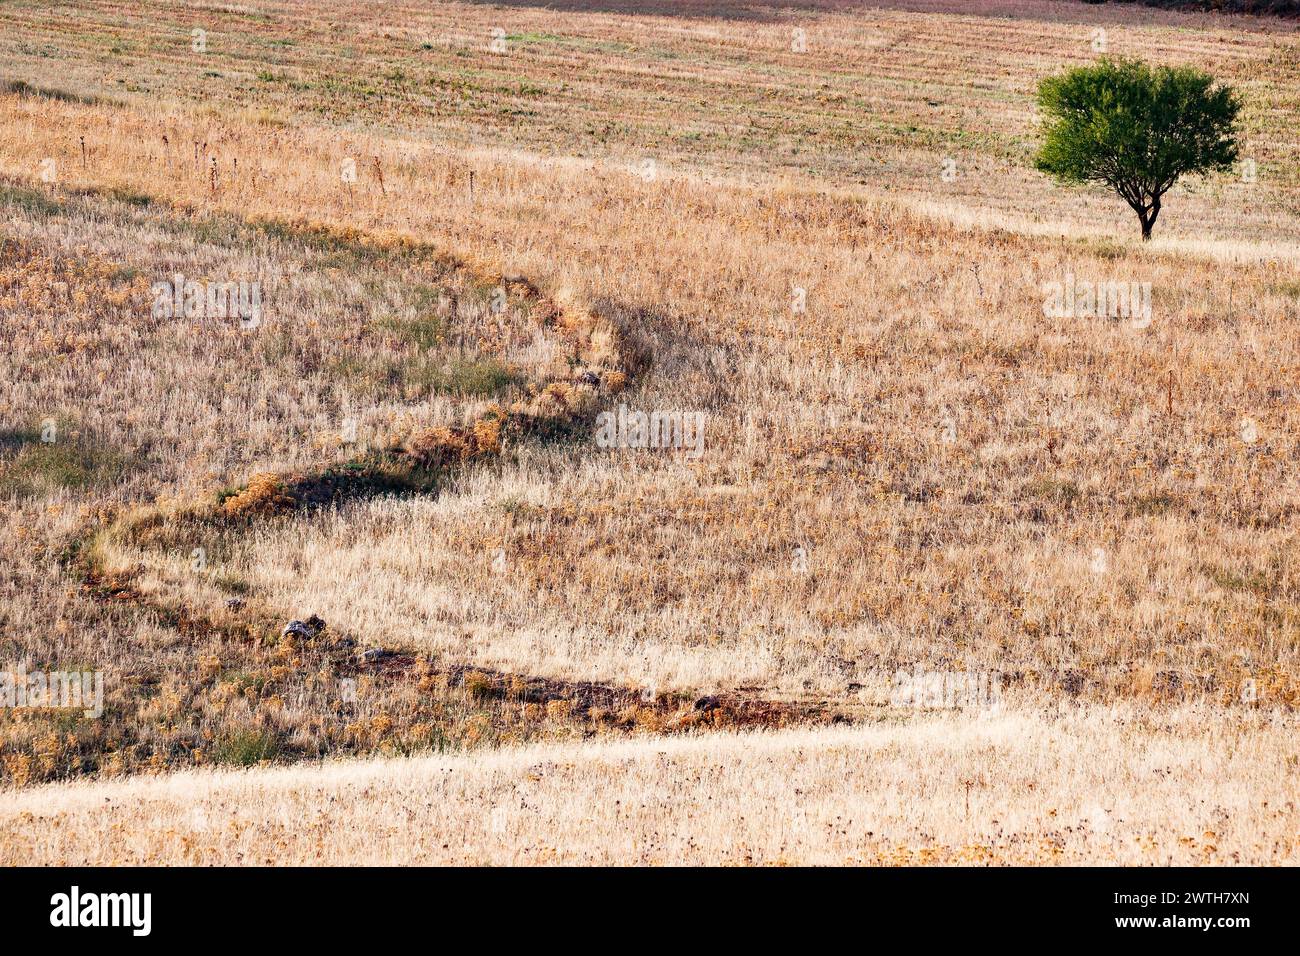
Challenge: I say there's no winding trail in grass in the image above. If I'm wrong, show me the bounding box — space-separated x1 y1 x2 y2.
29 178 845 775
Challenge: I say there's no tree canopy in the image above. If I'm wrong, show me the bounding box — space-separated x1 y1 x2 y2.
1035 58 1242 239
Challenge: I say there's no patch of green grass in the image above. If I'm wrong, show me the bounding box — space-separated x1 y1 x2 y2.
49 709 92 733
212 728 280 766
501 80 546 97
1207 566 1273 596
0 79 104 106
1269 279 1300 299
325 353 389 396
407 356 518 397
331 348 517 398
0 181 66 217
0 433 132 497
375 310 446 351
506 32 566 44
104 185 151 207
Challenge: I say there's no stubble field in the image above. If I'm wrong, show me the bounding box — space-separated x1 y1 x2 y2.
0 0 1297 865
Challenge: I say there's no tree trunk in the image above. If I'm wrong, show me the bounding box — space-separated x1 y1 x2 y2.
1138 196 1162 242
1130 200 1152 241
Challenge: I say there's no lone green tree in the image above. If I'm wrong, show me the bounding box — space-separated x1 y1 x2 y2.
1034 58 1241 240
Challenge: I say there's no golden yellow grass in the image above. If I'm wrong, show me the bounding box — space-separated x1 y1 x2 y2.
7 90 1291 700
2 0 1297 243
3 702 1297 865
1 0 1299 864
0 183 649 785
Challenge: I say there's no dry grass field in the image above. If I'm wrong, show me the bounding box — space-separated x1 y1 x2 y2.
1 0 1298 865
3 704 1298 865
